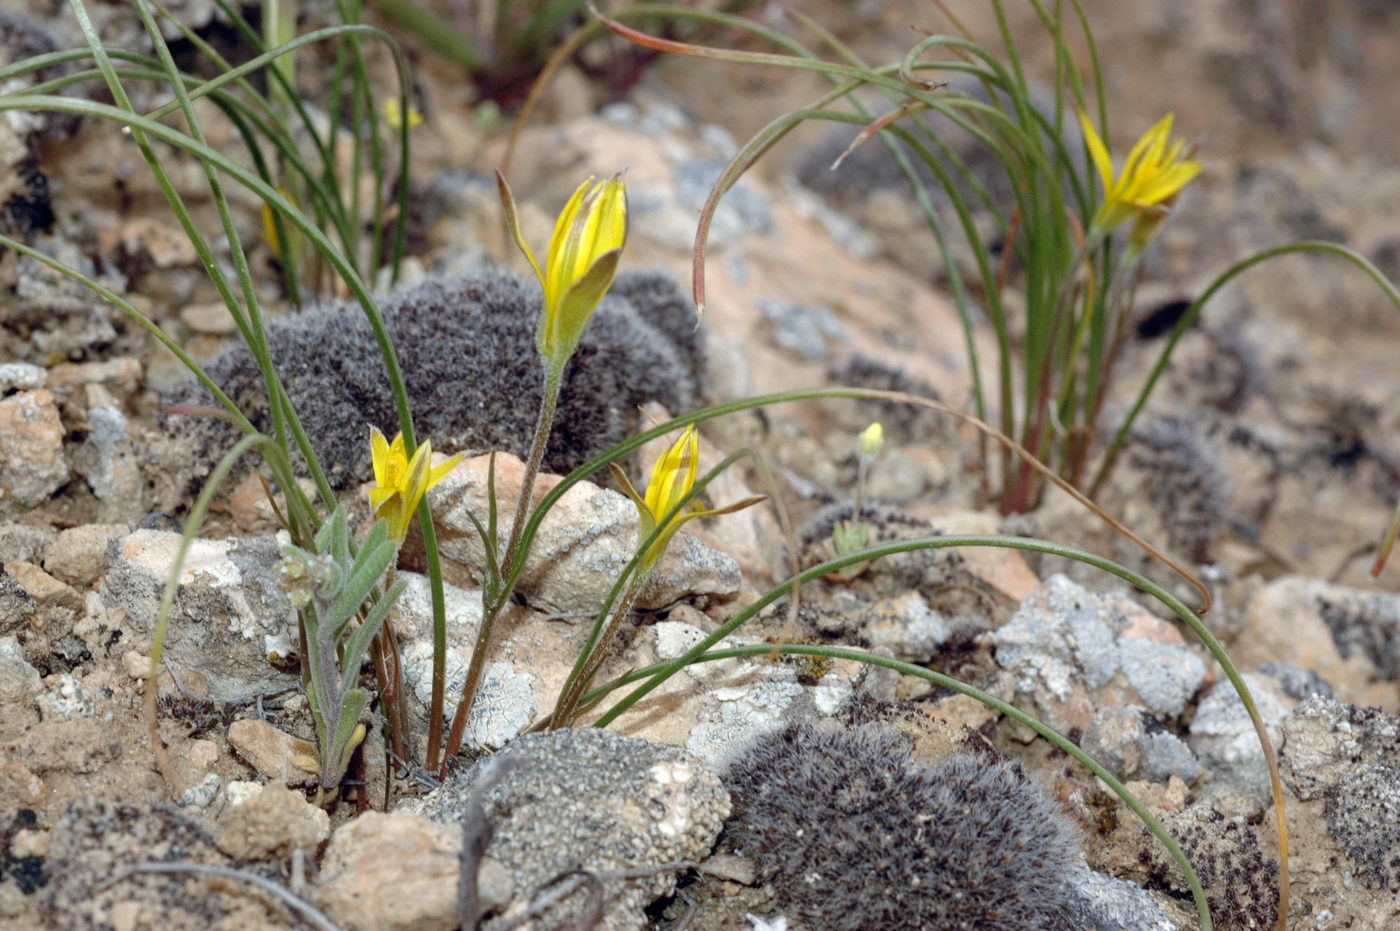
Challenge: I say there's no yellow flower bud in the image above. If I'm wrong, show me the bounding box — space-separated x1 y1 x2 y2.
611 425 763 570
497 171 628 375
858 422 884 461
1078 110 1200 241
383 97 423 131
367 427 463 540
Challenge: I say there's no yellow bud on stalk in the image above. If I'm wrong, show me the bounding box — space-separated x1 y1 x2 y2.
858 421 884 462
497 171 629 376
612 425 763 570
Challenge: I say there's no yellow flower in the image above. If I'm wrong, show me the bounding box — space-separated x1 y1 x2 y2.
383 98 423 131
497 171 628 375
367 427 462 540
612 425 763 570
1079 110 1200 243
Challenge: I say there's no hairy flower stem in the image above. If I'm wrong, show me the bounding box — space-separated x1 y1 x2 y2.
439 368 563 771
555 573 650 726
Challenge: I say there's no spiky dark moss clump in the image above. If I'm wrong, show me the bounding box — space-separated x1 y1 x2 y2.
164 270 703 492
720 722 1082 930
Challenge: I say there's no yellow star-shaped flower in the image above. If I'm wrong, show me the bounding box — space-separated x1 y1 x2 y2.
1079 110 1201 246
367 427 462 540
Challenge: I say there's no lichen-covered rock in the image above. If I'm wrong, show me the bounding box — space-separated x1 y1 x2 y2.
1279 696 1400 801
638 618 856 767
414 728 729 930
1082 705 1201 785
1236 576 1398 702
70 383 145 521
99 530 299 699
1135 804 1280 930
1188 674 1288 794
1327 762 1400 892
993 574 1207 733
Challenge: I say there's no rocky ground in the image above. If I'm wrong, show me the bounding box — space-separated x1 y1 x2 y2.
3 0 1400 929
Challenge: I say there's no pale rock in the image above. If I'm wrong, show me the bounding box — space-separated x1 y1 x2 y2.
0 522 55 564
0 362 45 390
120 649 149 680
0 389 68 515
226 718 318 786
315 812 463 931
0 636 42 706
215 783 330 860
1188 674 1289 794
187 738 218 770
100 529 299 698
46 357 142 393
426 452 741 615
112 216 198 269
225 472 317 534
43 523 127 588
11 828 46 859
1235 575 1396 705
179 301 238 335
177 772 221 809
993 574 1206 734
0 762 48 806
5 560 82 612
931 510 1043 602
71 383 145 518
4 717 121 774
223 780 264 807
37 672 95 720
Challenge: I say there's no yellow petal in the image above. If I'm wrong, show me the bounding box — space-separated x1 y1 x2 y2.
544 177 597 310
369 427 391 487
594 176 628 254
1119 114 1170 196
428 452 464 488
1077 108 1114 192
646 425 697 519
1136 160 1201 205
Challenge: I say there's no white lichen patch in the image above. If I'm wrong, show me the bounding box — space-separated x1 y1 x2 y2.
649 760 697 838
